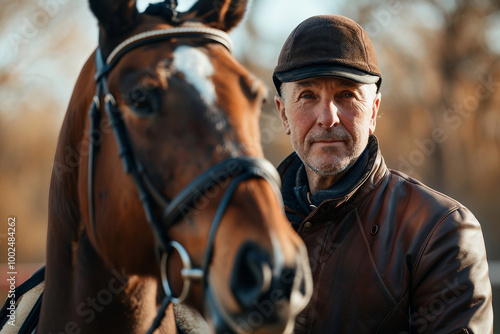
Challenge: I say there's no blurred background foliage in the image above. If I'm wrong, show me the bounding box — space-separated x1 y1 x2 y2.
0 0 499 330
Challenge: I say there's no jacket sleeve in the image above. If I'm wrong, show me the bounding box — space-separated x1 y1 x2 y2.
410 207 493 334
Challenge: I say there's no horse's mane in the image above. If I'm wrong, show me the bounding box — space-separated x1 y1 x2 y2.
48 54 97 239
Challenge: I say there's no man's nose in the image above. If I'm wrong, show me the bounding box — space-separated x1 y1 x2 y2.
317 99 340 128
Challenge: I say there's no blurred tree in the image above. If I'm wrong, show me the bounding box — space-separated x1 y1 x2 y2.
0 0 96 264
357 0 500 257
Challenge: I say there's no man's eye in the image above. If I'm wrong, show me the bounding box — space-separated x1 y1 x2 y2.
342 91 355 98
300 93 314 99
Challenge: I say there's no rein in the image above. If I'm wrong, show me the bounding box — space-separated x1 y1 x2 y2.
88 26 283 334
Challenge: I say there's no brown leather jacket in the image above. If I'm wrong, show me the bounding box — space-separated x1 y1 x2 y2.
278 136 493 334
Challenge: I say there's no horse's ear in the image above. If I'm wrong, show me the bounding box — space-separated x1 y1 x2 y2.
89 0 139 35
184 0 249 32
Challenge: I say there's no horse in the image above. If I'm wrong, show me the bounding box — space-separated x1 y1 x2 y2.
34 0 312 333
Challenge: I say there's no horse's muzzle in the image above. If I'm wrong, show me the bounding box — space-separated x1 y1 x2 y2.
210 239 312 334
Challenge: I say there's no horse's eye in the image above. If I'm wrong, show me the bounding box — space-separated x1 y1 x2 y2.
126 87 160 116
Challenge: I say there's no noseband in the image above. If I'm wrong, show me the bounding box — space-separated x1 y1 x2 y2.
88 26 283 333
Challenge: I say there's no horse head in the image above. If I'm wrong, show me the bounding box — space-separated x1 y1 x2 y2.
40 1 312 333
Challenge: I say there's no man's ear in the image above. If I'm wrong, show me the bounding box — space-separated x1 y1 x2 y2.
275 95 291 135
369 93 381 134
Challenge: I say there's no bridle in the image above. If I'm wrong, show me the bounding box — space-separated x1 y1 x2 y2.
88 25 284 333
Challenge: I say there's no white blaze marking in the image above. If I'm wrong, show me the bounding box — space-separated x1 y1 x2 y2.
173 46 216 105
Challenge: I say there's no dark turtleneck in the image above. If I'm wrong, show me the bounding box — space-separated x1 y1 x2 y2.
293 143 370 214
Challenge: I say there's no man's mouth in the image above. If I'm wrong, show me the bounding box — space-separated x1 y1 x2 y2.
315 139 343 143
313 138 344 145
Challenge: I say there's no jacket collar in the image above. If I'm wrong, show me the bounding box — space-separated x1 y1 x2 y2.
277 135 387 227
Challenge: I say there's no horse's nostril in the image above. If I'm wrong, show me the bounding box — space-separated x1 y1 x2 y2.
230 242 272 308
278 267 297 301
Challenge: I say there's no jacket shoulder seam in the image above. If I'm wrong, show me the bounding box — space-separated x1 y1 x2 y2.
410 205 460 279
388 169 466 209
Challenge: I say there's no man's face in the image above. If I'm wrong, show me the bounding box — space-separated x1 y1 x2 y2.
275 77 380 177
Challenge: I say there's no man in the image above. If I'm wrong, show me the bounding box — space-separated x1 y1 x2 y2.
273 15 493 333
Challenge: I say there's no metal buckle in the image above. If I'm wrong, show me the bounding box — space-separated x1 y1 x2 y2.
161 241 203 304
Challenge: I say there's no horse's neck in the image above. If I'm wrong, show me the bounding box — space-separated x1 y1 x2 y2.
38 225 176 333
